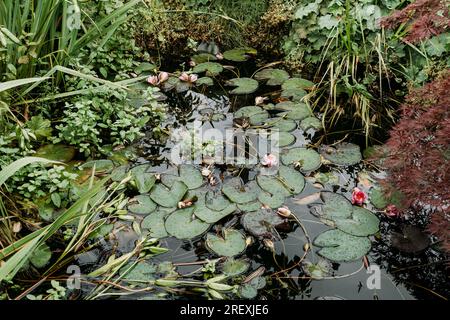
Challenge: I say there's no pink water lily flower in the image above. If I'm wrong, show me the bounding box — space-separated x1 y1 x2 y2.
147 75 159 85
179 72 198 83
158 71 169 83
351 187 367 205
277 206 292 218
215 52 224 60
261 153 278 167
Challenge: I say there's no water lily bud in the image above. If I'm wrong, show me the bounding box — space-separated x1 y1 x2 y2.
189 60 196 67
255 96 267 105
147 75 159 85
277 206 292 218
246 236 254 246
303 243 310 252
158 71 169 83
263 239 275 251
215 52 224 60
385 204 400 218
189 74 198 83
179 72 190 82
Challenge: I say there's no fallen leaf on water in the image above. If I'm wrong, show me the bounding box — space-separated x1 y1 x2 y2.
293 192 321 205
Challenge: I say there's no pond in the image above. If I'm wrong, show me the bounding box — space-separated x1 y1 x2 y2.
68 50 448 301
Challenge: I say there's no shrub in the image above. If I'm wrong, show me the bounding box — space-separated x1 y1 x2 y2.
382 72 450 252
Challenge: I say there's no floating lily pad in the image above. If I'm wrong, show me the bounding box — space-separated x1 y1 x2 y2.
369 187 388 209
269 131 296 147
390 225 430 253
223 48 256 62
205 191 232 211
256 175 291 197
254 68 289 86
128 195 157 215
226 78 259 94
193 62 223 76
35 144 76 163
80 159 114 173
300 117 322 131
335 206 380 236
130 164 156 194
263 118 297 132
281 77 314 99
179 165 204 189
119 261 157 282
222 178 259 204
29 243 51 269
279 104 312 121
318 192 353 220
194 200 237 224
302 259 332 279
191 53 217 64
278 165 305 194
150 181 188 207
205 229 247 257
320 143 362 166
141 207 175 238
165 207 211 239
237 201 262 212
281 148 322 172
222 258 250 276
313 229 371 262
111 165 129 182
196 77 214 86
241 209 285 238
258 191 285 208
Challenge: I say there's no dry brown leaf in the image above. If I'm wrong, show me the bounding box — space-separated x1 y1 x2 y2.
293 192 321 205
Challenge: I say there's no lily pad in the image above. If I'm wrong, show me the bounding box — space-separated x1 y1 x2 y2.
205 191 232 211
320 143 362 166
279 104 312 121
317 192 353 220
263 118 297 132
258 191 285 208
80 159 114 173
141 207 175 238
191 53 217 64
111 165 129 182
241 209 285 238
278 165 305 194
193 62 223 76
35 144 76 163
281 148 322 172
165 207 211 239
281 77 314 99
223 48 256 62
390 225 430 253
256 175 291 197
194 201 237 224
269 131 296 147
29 243 52 269
226 78 259 95
130 164 156 194
128 195 157 215
119 261 157 282
150 181 188 207
237 201 262 212
205 229 247 257
222 258 250 276
222 177 259 204
302 259 332 279
179 165 204 189
196 77 214 86
300 117 322 131
254 68 289 86
313 229 371 262
335 206 380 236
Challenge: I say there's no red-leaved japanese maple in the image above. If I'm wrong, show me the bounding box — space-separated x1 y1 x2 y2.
382 71 450 252
381 0 450 43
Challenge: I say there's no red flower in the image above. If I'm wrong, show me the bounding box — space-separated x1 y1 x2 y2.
351 187 367 205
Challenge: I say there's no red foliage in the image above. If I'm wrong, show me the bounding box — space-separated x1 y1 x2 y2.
381 0 450 43
383 71 450 251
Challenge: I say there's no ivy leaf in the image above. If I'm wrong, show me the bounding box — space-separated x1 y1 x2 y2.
318 15 339 30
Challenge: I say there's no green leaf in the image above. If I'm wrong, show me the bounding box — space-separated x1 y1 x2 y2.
280 148 322 172
254 68 289 86
335 206 380 236
128 195 157 215
165 207 211 239
222 258 250 276
196 77 214 86
300 116 322 131
0 157 61 186
222 178 259 204
278 165 305 194
150 181 188 207
130 164 157 194
316 192 353 220
35 145 76 163
313 229 371 262
226 78 259 94
205 229 247 257
269 131 296 147
0 77 49 93
29 243 51 269
134 62 156 74
241 209 285 238
192 62 223 76
141 207 175 238
262 118 297 132
51 193 61 208
223 48 257 62
320 143 362 166
281 78 314 99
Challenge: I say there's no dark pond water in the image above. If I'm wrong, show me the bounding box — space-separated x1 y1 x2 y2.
73 59 448 301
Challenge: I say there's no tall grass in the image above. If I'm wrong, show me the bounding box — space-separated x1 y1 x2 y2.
0 0 141 83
